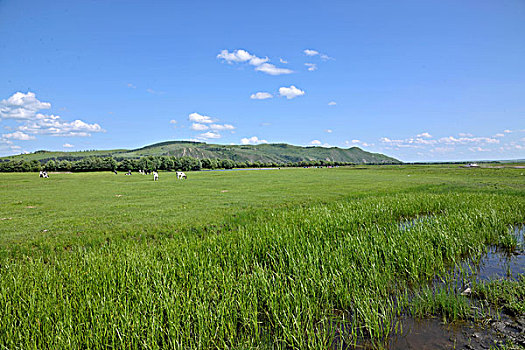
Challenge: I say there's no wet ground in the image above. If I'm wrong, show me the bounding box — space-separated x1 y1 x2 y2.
354 225 525 349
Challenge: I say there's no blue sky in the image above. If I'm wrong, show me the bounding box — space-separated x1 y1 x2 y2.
0 0 524 161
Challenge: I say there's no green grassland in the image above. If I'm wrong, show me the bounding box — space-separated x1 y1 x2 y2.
0 166 524 349
1 141 399 164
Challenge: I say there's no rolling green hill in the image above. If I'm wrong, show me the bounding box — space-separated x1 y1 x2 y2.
1 141 400 164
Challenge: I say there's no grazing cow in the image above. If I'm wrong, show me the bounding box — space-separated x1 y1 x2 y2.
39 171 44 178
125 170 132 176
176 171 187 180
153 171 159 181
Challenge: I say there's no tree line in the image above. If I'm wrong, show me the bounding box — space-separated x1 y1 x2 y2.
0 155 361 172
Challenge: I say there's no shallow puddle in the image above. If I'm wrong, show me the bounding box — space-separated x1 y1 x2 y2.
349 225 525 349
464 225 525 281
381 318 479 350
345 317 497 350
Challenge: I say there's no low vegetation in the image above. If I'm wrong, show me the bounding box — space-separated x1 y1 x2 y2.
0 166 523 348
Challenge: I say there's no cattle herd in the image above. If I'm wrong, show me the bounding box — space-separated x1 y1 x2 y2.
40 169 186 181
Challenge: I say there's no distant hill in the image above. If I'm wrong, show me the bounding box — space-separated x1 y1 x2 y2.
1 141 401 164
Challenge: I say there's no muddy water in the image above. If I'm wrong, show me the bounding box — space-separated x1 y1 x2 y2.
353 225 525 349
466 225 525 281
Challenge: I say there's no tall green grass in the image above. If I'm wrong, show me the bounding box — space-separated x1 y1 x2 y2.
1 188 523 348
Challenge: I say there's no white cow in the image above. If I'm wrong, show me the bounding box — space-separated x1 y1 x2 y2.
153 171 159 181
176 171 187 180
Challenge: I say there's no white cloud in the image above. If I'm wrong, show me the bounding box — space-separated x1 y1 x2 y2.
63 143 74 148
279 85 305 99
328 101 337 106
191 123 209 131
304 49 319 56
279 58 288 64
18 114 103 137
2 131 35 140
241 136 268 145
469 146 489 152
188 112 236 140
0 92 104 139
188 112 215 124
494 133 504 137
458 132 473 137
310 140 322 145
438 136 498 145
217 49 291 75
304 49 333 60
504 129 512 133
0 92 51 120
325 129 332 133
305 63 317 71
210 124 235 131
250 92 273 100
416 132 432 138
217 49 268 65
169 120 177 124
198 131 221 139
254 63 293 75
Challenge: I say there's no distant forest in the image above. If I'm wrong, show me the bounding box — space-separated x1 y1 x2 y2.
0 155 366 172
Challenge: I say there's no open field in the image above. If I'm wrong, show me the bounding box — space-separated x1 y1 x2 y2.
1 166 524 348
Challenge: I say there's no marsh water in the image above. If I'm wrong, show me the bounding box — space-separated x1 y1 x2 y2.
356 225 525 349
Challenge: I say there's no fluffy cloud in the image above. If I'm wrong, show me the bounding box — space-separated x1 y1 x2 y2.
188 112 235 140
63 143 74 148
188 112 215 124
191 123 209 131
304 49 333 60
469 146 489 152
305 63 317 71
279 85 305 99
18 114 103 137
254 63 293 75
250 92 273 100
169 119 177 124
2 131 35 140
325 129 332 133
217 49 268 65
328 101 337 106
210 124 235 131
0 92 51 120
310 140 322 145
0 92 104 140
304 49 319 56
438 136 498 145
416 132 432 138
198 131 221 139
241 136 268 145
218 49 292 75
279 58 288 64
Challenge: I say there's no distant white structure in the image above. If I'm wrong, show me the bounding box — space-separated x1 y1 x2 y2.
176 171 187 179
463 163 479 168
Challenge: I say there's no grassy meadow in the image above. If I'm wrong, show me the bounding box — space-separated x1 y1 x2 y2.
0 166 524 348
